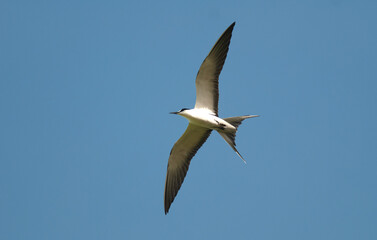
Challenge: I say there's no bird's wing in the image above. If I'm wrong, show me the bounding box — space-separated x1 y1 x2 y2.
194 22 235 115
164 123 212 214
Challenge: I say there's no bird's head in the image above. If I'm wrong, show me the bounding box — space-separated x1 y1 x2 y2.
170 108 190 115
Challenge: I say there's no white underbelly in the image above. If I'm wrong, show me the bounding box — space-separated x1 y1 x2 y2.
183 110 235 131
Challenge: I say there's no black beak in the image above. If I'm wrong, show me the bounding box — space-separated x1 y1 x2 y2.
170 112 178 114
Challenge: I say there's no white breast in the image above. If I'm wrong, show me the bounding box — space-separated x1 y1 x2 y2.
180 109 236 131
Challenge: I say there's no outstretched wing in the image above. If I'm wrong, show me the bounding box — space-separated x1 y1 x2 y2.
194 22 235 115
164 124 212 214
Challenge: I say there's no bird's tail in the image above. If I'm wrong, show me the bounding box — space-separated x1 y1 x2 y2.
218 115 259 163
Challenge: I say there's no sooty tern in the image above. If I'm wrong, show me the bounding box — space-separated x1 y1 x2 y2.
164 22 258 214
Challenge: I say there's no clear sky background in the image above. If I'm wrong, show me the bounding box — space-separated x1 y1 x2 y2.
1 0 376 239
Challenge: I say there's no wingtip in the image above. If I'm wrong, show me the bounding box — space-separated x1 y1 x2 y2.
164 203 170 215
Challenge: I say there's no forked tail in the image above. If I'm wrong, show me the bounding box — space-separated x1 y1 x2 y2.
218 115 259 163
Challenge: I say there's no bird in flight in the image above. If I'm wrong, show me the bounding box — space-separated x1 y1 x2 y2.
164 22 258 214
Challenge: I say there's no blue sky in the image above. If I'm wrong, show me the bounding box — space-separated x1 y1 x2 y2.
1 0 376 239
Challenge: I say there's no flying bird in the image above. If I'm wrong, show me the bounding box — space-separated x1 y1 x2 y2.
164 22 258 214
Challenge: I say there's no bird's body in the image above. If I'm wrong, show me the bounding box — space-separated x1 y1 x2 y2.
176 108 236 132
164 22 258 214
